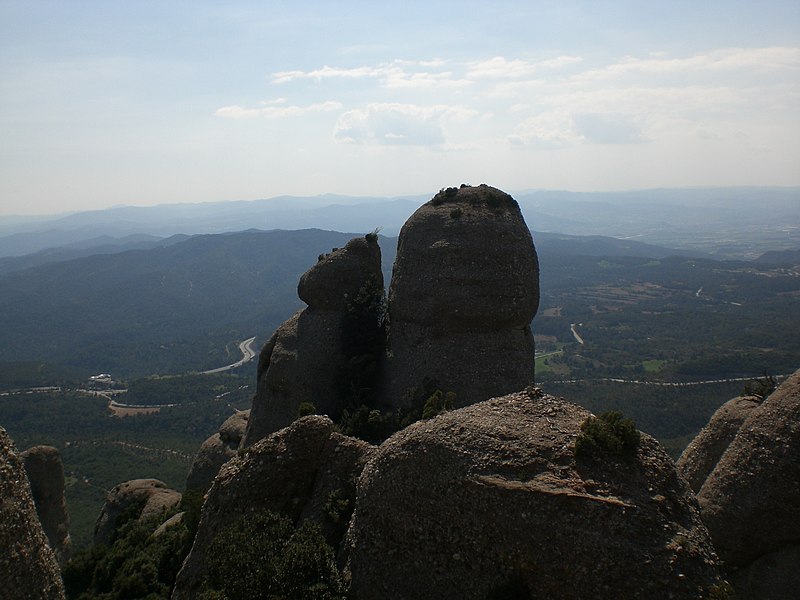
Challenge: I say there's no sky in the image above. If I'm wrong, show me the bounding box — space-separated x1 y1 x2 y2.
1 1 799 216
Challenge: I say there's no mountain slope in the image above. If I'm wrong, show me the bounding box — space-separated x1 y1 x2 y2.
0 229 375 377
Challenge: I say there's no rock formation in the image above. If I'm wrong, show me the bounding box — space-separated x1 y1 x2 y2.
679 368 800 598
345 392 720 600
0 427 66 599
676 396 761 494
242 235 383 446
21 445 71 566
380 185 539 412
185 409 249 493
93 478 181 546
173 415 375 599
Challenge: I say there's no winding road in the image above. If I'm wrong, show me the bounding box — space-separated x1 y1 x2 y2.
570 323 585 345
202 336 258 374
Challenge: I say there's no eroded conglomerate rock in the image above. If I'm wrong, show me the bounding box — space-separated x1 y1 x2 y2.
173 415 375 599
93 478 181 546
345 392 720 600
0 427 65 599
381 185 539 412
242 235 383 447
684 368 800 597
676 395 761 493
21 445 71 566
185 409 249 493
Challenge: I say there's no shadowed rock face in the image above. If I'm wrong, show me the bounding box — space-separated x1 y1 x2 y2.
173 415 375 600
681 368 800 598
345 392 720 600
186 410 249 493
381 185 539 411
242 235 383 447
676 396 761 493
0 427 65 600
21 445 71 566
93 479 181 546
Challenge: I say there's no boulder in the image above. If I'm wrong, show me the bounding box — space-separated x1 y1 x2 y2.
690 368 800 594
0 427 65 599
93 478 181 546
676 395 761 493
381 185 539 412
21 445 71 566
730 545 800 600
345 392 721 600
243 235 383 446
185 410 249 493
173 415 375 599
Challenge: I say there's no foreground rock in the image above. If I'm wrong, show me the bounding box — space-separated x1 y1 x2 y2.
21 445 71 566
681 369 800 597
93 478 181 546
174 415 375 599
346 392 720 600
185 409 249 493
242 235 383 446
0 427 65 599
381 185 539 412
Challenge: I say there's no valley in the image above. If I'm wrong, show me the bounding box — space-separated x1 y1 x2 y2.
0 189 798 557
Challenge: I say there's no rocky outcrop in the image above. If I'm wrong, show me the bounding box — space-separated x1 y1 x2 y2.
345 392 720 600
681 369 800 597
0 427 65 599
242 235 383 446
174 415 375 599
93 478 181 546
381 185 539 412
21 445 71 566
186 409 249 493
676 395 761 493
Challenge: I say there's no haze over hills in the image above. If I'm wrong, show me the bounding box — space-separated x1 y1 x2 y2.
0 226 797 384
1 186 797 260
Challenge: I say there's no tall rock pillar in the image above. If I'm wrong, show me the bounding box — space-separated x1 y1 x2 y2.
381 185 539 411
242 235 383 447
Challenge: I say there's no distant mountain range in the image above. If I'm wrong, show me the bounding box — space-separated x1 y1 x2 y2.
2 186 797 259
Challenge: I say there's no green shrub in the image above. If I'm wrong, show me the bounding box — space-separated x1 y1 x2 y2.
742 371 777 400
422 390 456 420
450 207 463 219
63 506 192 600
202 510 345 600
297 402 316 418
574 411 640 461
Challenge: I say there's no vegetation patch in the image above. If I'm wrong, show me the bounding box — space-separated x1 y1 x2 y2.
422 389 456 420
574 411 640 461
201 510 345 600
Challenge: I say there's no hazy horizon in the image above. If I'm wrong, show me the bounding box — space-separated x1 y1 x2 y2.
1 1 799 217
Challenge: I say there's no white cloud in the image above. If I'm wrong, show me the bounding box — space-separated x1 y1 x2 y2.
273 65 382 84
333 103 475 145
572 113 649 144
273 60 469 89
508 112 578 148
576 47 800 81
509 112 648 147
215 100 342 119
468 55 583 79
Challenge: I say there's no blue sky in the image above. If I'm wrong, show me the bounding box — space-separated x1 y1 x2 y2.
1 1 798 215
